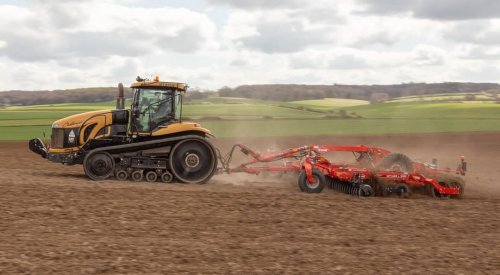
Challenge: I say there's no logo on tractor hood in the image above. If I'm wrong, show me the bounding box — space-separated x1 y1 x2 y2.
68 130 75 144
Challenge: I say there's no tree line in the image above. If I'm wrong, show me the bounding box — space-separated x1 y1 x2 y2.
1 82 499 106
218 82 500 102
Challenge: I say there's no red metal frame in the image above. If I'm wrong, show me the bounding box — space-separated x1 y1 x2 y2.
222 144 464 196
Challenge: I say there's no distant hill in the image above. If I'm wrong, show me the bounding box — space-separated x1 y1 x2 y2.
1 82 499 106
219 82 500 102
0 87 133 106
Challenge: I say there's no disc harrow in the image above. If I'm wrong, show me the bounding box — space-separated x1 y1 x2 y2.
218 143 466 199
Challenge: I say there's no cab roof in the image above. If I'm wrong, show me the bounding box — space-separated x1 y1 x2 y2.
130 81 187 91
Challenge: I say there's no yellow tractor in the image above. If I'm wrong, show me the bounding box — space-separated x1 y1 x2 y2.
29 76 218 183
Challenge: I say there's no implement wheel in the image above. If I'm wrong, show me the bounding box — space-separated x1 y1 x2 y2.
396 183 411 198
169 138 217 184
429 182 451 199
298 168 326 193
377 153 414 173
84 152 115 181
449 181 465 199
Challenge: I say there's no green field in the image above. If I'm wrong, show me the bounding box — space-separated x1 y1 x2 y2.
288 98 369 110
389 92 499 103
1 96 499 140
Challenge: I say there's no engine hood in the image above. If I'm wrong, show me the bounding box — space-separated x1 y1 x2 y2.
51 110 112 129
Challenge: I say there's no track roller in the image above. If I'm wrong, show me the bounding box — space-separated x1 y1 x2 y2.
115 170 128 181
145 171 158 183
131 170 143 182
161 171 173 183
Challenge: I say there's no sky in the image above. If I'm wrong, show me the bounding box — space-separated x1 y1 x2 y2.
0 0 500 91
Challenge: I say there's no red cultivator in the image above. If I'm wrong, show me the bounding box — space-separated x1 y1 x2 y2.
218 144 466 198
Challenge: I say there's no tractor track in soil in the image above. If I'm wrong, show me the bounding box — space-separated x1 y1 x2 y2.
1 132 499 273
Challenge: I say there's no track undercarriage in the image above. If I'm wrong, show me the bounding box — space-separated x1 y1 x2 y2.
84 135 218 184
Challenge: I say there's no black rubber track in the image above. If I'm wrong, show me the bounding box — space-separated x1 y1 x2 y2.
83 135 218 184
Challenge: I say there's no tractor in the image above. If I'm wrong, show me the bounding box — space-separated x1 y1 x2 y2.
29 76 217 183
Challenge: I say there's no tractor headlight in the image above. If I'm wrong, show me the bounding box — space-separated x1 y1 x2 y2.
52 123 61 128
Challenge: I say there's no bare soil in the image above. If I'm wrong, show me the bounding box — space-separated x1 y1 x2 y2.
1 132 499 274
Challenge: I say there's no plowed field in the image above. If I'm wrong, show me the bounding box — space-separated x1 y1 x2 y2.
1 132 499 273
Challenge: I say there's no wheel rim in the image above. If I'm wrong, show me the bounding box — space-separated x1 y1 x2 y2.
306 175 320 189
85 152 114 180
185 153 200 168
169 139 216 183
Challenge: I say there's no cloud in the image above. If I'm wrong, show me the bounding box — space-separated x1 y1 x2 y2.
1 1 500 91
207 0 303 10
0 1 217 62
443 21 500 45
238 19 332 53
223 10 335 54
357 0 500 20
350 31 399 48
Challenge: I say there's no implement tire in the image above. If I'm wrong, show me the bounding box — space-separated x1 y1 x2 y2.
377 153 414 173
298 168 326 193
428 174 465 199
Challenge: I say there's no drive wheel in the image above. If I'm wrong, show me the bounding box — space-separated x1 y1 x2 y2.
145 171 158 183
298 168 326 193
169 138 217 184
84 152 115 181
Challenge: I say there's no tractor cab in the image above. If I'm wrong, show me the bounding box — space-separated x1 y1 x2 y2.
130 76 186 133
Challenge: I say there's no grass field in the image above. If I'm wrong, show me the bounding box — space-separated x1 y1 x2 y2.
388 92 499 103
288 98 369 110
1 96 499 140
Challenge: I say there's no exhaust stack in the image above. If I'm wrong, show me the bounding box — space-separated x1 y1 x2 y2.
116 83 125 109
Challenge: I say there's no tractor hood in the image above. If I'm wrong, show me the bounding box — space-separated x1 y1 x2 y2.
51 110 112 129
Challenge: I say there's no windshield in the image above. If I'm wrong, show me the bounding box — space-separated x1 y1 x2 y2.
133 88 177 132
